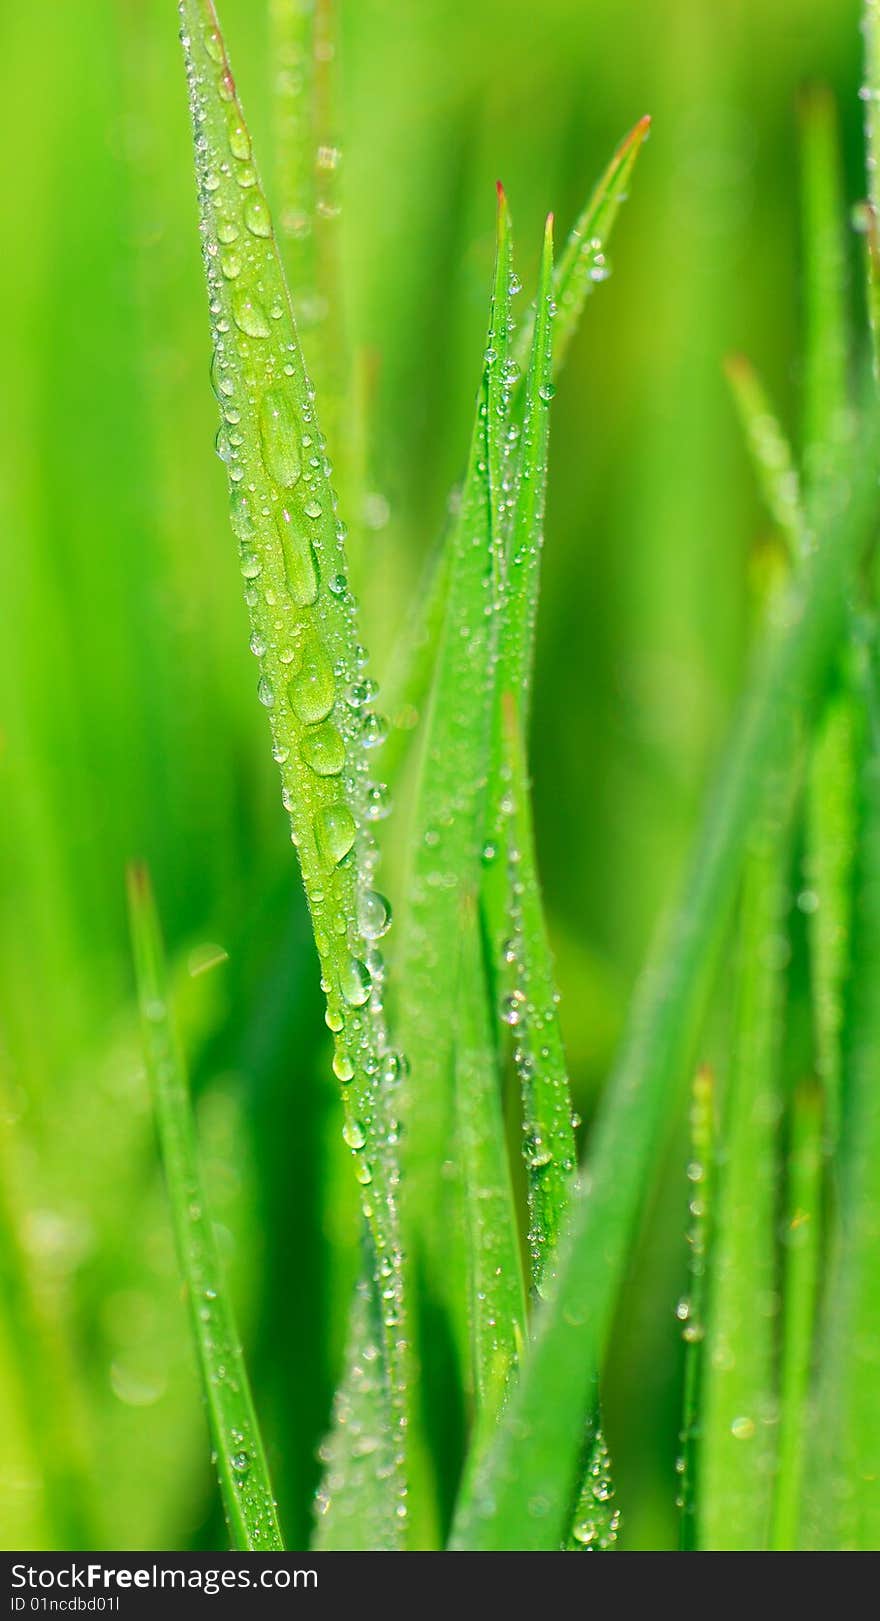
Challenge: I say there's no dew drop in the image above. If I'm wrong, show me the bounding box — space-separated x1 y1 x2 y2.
332 1048 354 1083
731 1416 756 1441
301 720 345 776
259 388 301 487
277 511 318 605
343 1119 367 1150
358 890 392 940
203 24 225 63
288 637 335 724
340 956 371 1008
227 114 251 162
232 288 271 338
315 803 356 868
244 192 272 238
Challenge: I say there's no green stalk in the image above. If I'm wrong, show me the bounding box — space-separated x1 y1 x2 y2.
127 864 283 1551
455 896 527 1415
698 769 791 1549
179 0 406 1530
724 356 806 561
862 0 880 378
771 1079 824 1550
810 642 880 1549
451 408 880 1549
800 85 851 478
678 1066 714 1552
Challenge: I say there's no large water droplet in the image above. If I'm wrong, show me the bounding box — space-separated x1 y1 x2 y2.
342 1119 367 1150
232 288 271 338
315 802 356 867
288 637 335 724
259 388 301 487
358 890 392 939
277 511 318 605
244 192 272 238
340 956 371 1008
301 720 345 776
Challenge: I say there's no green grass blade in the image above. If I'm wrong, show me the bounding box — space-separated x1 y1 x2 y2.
313 1270 404 1549
698 771 791 1550
804 678 860 1144
800 85 851 476
678 1065 714 1552
381 127 649 795
862 1 880 380
126 863 283 1551
725 354 806 561
515 115 651 378
494 694 576 1289
798 85 859 1149
565 1422 620 1551
179 0 407 1525
394 187 512 1286
771 1079 824 1551
455 896 527 1413
500 215 555 717
450 412 880 1550
810 636 880 1549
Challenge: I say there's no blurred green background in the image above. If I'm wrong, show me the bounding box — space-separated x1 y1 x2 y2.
0 0 865 1551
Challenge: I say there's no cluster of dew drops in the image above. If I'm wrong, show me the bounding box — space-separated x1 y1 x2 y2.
183 12 408 1421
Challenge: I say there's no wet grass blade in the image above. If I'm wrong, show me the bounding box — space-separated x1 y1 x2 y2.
515 116 650 378
494 695 576 1288
800 85 851 475
455 896 526 1413
725 355 806 561
394 187 512 1296
771 1079 824 1550
313 1270 404 1549
127 864 283 1551
805 678 860 1144
862 1 880 379
678 1066 714 1552
799 85 859 1147
565 1424 619 1551
450 412 880 1549
382 128 649 792
698 772 792 1550
809 638 880 1549
179 0 407 1527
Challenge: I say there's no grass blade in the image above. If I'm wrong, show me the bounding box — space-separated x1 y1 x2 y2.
455 896 527 1413
450 410 880 1549
382 127 649 793
809 638 880 1549
771 1079 824 1550
862 1 880 379
394 186 512 1289
179 0 407 1527
494 695 576 1288
800 85 851 477
515 115 651 378
127 863 283 1551
565 1423 619 1551
678 1065 714 1552
725 355 806 561
313 1270 403 1549
698 770 791 1550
